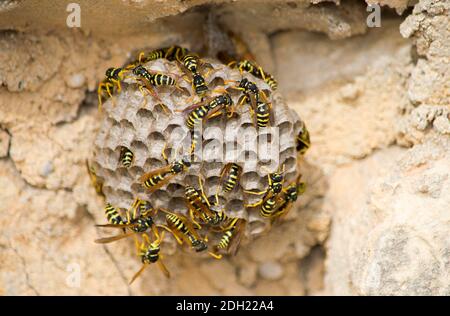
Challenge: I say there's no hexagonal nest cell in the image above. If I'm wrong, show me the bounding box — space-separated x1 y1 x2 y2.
90 54 307 257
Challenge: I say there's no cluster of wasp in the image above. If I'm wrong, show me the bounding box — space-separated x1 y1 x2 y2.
88 45 311 284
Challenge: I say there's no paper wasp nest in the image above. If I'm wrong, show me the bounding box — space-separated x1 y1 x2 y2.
91 57 305 254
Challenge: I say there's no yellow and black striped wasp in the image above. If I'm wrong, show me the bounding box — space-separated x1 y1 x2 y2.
244 165 286 218
86 160 104 197
97 67 129 110
132 65 176 88
228 78 272 128
159 209 208 253
105 67 127 91
126 57 178 108
259 194 279 218
209 217 246 259
140 147 191 193
218 162 242 193
296 123 311 155
119 146 134 168
181 93 234 130
269 175 306 221
130 45 189 66
164 45 189 62
254 174 305 220
185 176 231 228
129 231 170 284
230 59 278 90
102 203 126 226
185 184 213 227
180 53 209 98
95 199 158 244
245 165 285 206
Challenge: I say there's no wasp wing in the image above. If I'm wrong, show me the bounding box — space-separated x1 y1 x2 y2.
227 219 247 256
129 264 148 285
139 166 173 192
157 259 171 278
95 232 135 244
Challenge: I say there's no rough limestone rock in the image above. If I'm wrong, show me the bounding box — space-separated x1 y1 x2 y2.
325 137 450 295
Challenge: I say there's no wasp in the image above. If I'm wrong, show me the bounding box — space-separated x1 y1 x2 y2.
259 194 279 218
209 218 246 259
230 60 278 90
160 209 208 253
119 146 134 168
182 93 234 130
237 78 260 102
132 45 189 65
246 187 282 218
254 101 271 128
132 64 180 110
140 148 191 193
191 72 209 96
296 124 311 155
182 54 199 73
245 165 285 206
245 166 286 217
135 47 168 64
185 176 230 228
105 67 127 91
95 199 158 244
103 203 126 226
219 163 242 193
185 185 211 227
165 45 189 62
230 78 272 128
179 54 209 98
129 232 170 284
270 176 306 220
225 77 259 106
132 65 176 87
86 160 104 197
264 74 277 91
97 67 129 110
142 48 167 62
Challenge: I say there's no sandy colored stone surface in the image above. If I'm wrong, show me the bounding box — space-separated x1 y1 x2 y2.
325 137 450 295
0 0 449 295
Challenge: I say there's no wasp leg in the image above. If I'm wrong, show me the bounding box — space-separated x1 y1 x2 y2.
245 199 264 208
157 224 183 245
138 85 149 108
202 67 215 80
161 144 169 164
138 51 146 64
257 66 267 81
111 78 122 92
198 175 211 208
227 60 237 68
97 87 105 111
208 251 223 260
151 223 161 240
188 208 202 230
243 189 268 195
133 234 140 255
155 103 172 115
146 85 162 103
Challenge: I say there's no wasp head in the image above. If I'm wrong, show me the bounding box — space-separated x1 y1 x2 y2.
192 240 208 252
132 65 146 76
